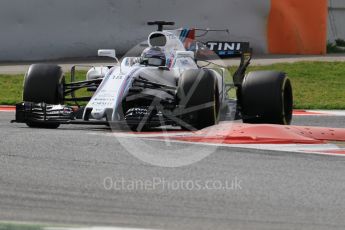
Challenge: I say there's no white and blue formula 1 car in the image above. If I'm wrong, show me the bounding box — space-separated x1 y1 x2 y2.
13 21 293 131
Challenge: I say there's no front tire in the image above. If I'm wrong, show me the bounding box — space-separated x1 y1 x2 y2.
23 64 65 105
177 69 220 130
23 64 64 129
240 71 293 125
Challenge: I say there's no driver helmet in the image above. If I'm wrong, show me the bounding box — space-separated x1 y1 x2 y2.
141 47 166 66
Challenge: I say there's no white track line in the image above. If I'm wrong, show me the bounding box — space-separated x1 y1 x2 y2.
92 131 345 157
144 138 345 156
293 110 345 116
308 110 345 116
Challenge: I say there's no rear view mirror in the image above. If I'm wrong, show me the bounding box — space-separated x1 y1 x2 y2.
98 49 121 73
98 49 116 59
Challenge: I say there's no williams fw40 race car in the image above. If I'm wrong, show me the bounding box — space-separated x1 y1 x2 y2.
13 21 293 131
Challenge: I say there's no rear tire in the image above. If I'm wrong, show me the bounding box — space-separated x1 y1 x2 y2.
177 69 219 130
241 71 293 125
23 64 64 105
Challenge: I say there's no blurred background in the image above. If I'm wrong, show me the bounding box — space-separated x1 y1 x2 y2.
0 0 340 62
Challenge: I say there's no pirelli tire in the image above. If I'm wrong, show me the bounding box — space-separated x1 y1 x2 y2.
23 64 65 105
23 64 64 129
177 69 220 130
241 71 293 125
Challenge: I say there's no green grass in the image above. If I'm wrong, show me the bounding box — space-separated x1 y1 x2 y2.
64 71 91 104
0 223 42 230
244 62 345 109
0 62 345 109
0 74 23 105
0 71 90 105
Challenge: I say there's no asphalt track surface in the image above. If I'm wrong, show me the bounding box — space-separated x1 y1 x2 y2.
1 111 345 230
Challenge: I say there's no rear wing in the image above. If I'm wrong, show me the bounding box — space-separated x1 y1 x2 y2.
205 41 250 58
172 28 252 58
